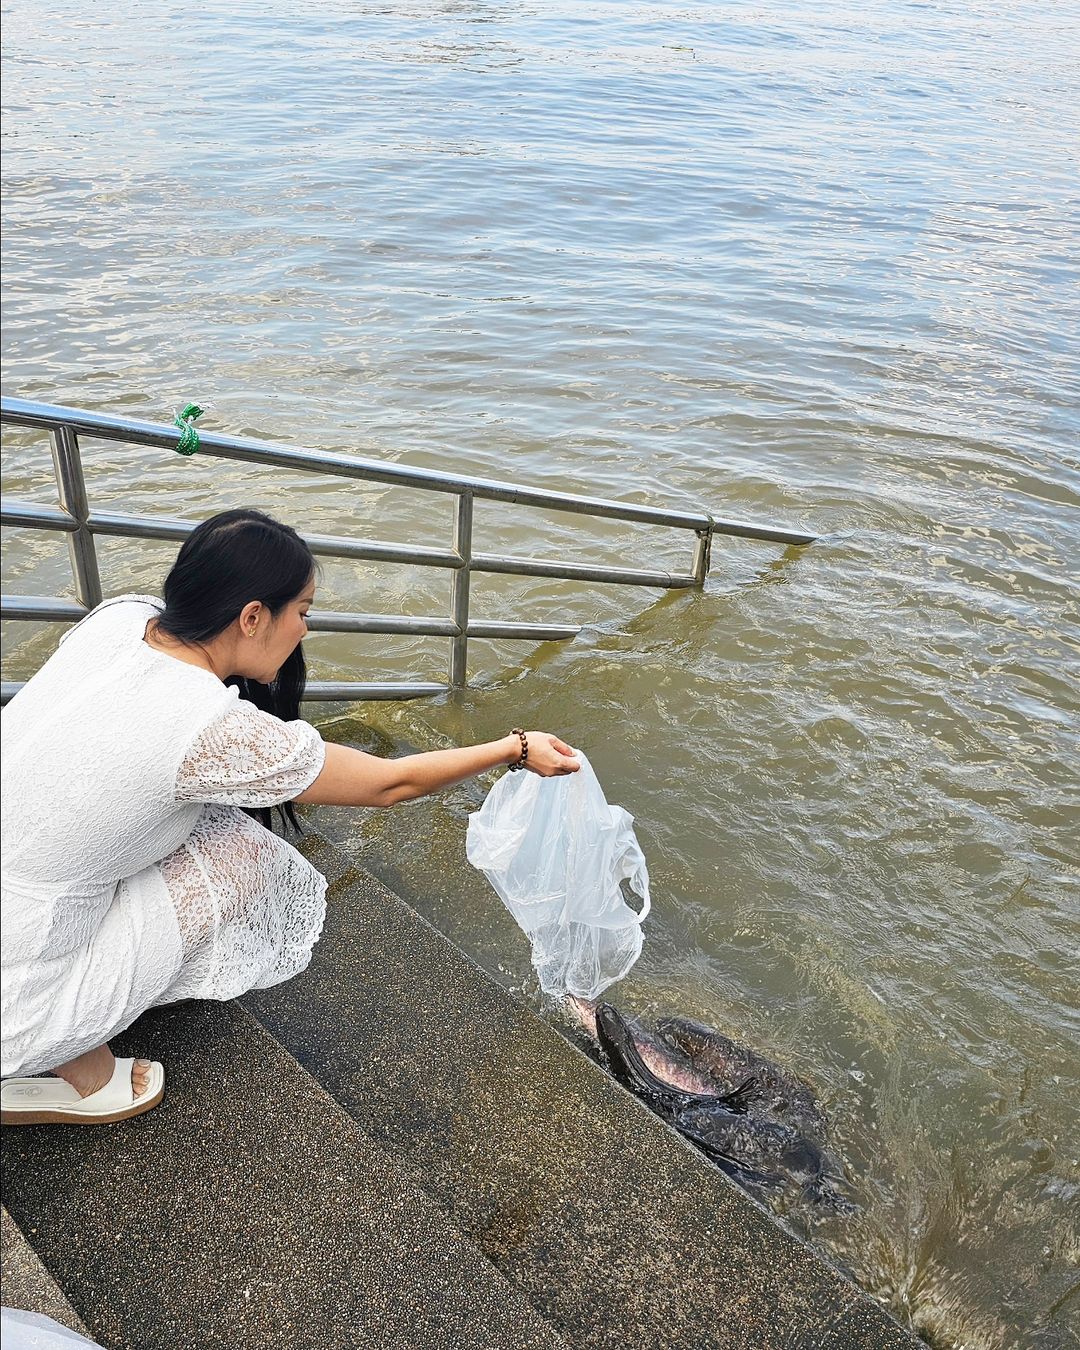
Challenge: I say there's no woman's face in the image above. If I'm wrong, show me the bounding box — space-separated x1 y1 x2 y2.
242 576 315 683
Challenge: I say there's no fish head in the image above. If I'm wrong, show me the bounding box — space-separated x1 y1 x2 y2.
563 995 598 1040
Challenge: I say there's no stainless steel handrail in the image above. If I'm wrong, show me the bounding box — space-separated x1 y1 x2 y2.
1 396 816 704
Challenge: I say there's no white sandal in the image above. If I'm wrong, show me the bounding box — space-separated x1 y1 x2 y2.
1 1057 164 1125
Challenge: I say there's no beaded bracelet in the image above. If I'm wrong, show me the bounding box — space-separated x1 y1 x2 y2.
508 727 529 771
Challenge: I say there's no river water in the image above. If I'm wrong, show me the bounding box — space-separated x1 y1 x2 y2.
2 2 1078 1345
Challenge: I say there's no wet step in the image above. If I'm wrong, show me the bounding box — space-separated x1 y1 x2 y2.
0 1000 567 1350
244 833 916 1350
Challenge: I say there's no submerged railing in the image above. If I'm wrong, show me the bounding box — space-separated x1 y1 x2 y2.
0 397 815 703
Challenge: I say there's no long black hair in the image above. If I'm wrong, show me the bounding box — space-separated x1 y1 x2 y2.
155 508 315 831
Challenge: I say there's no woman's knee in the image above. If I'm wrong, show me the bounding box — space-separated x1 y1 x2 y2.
162 813 288 949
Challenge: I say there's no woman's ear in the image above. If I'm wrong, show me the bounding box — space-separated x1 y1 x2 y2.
238 600 263 637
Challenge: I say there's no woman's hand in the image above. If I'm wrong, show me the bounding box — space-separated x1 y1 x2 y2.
520 732 580 776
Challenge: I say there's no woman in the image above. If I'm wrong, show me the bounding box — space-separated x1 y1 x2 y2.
0 508 578 1124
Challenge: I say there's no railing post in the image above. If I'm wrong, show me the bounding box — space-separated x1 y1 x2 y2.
50 425 102 609
449 492 473 686
691 524 713 585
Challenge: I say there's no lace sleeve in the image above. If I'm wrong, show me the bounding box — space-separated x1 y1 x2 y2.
175 702 326 807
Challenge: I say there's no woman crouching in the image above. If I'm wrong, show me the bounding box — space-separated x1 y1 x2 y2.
0 508 578 1124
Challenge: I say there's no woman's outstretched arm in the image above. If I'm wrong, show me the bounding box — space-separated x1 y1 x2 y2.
294 732 579 808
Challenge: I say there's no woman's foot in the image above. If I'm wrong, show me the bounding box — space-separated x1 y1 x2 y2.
51 1044 152 1101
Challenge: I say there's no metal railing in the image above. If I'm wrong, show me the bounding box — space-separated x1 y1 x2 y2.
1 397 815 703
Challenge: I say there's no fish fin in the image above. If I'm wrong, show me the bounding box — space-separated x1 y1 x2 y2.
686 1076 756 1114
674 1122 783 1190
696 1142 783 1190
720 1159 785 1191
713 1075 758 1114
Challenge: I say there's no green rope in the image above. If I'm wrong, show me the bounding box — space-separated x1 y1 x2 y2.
173 403 204 456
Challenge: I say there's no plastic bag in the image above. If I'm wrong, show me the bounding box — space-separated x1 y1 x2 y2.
465 750 650 999
0 1309 103 1349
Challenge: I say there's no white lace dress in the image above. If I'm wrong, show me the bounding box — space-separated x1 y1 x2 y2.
0 596 328 1078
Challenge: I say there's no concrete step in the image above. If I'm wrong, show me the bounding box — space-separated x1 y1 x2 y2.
244 832 916 1350
1 1205 92 1340
0 1000 567 1350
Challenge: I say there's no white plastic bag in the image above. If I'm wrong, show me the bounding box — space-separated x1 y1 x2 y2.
465 750 651 999
0 1309 103 1349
